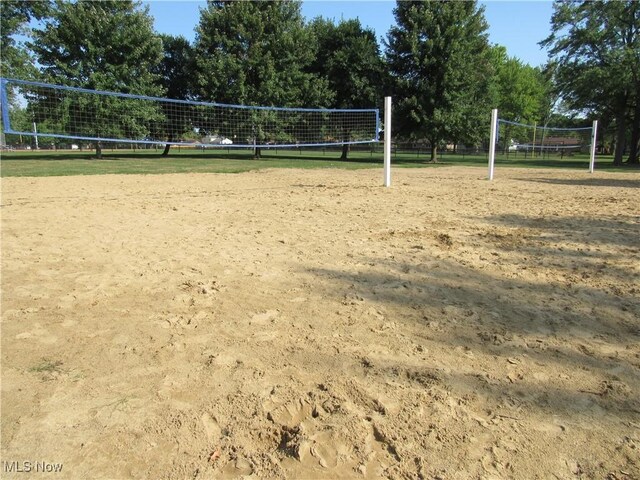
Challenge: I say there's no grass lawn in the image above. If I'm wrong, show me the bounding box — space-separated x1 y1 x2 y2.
0 146 627 177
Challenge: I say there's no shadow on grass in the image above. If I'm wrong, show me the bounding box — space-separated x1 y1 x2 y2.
1 150 259 162
2 150 632 175
1 149 382 164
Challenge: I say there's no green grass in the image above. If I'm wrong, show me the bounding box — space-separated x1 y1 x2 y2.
0 146 628 177
28 358 67 382
29 359 63 373
1 148 381 177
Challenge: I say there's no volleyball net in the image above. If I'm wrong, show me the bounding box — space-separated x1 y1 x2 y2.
488 109 598 179
497 118 595 156
1 78 379 148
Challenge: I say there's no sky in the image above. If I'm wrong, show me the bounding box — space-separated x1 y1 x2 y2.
143 0 555 67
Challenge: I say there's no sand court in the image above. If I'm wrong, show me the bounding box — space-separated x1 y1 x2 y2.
1 166 639 479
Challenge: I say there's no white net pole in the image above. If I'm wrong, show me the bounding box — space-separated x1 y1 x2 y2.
384 96 391 187
589 120 598 173
488 108 498 181
33 122 39 150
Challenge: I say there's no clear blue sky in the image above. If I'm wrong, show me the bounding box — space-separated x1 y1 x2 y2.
144 0 555 67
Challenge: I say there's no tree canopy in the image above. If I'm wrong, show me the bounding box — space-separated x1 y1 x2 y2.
31 0 162 93
308 17 386 158
489 45 548 125
29 0 164 156
194 0 330 108
0 0 51 79
155 34 195 101
309 18 385 110
541 0 640 165
386 0 493 161
153 34 196 155
194 0 333 157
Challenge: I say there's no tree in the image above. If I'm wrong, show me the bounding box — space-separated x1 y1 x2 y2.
153 34 196 156
0 1 51 147
194 0 332 158
488 45 550 151
308 18 386 159
541 1 640 165
0 0 51 79
30 0 163 157
489 46 548 124
385 0 493 161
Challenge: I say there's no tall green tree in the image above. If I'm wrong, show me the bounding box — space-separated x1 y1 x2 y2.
0 0 51 79
153 34 196 156
308 18 386 159
0 0 51 147
489 46 548 124
541 0 640 165
194 0 332 157
488 45 550 150
30 0 163 157
386 0 493 161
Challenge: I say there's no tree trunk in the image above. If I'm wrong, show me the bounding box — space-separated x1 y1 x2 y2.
95 142 102 159
340 143 350 160
613 115 626 166
254 146 261 159
162 134 174 157
430 144 438 162
627 96 640 164
503 125 511 154
341 125 350 160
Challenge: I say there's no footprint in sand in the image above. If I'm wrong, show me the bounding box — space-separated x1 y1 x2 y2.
267 397 352 470
267 397 312 428
250 309 280 325
15 323 57 344
309 432 340 469
201 412 222 442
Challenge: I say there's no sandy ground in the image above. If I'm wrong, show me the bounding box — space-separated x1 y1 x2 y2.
1 166 639 479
